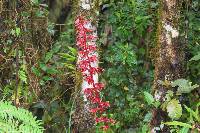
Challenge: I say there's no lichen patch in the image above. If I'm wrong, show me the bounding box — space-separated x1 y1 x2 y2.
81 0 91 10
163 23 179 38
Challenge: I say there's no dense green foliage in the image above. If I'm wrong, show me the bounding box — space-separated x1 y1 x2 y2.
99 1 154 131
0 0 199 132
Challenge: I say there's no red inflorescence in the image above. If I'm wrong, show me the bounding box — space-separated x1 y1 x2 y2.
75 16 114 129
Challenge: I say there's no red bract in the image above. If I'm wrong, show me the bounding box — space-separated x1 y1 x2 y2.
79 50 88 58
99 101 110 108
87 34 98 40
85 76 94 85
87 45 96 51
102 125 109 130
90 108 100 113
96 117 115 123
91 97 101 103
75 16 113 130
88 67 97 75
87 55 97 62
94 83 104 91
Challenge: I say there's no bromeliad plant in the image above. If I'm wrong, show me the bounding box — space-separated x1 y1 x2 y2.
75 16 114 130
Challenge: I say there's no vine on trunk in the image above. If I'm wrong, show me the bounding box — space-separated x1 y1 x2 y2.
75 16 114 130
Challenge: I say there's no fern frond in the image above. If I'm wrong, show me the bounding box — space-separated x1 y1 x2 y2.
0 101 44 133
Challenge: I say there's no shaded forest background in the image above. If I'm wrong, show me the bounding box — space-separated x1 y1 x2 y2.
0 0 199 132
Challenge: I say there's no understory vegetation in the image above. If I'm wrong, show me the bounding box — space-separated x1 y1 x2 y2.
0 0 199 133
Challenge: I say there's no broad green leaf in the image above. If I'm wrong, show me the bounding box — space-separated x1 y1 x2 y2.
164 121 192 128
144 91 154 105
167 99 182 120
171 79 199 94
180 127 189 133
189 53 200 61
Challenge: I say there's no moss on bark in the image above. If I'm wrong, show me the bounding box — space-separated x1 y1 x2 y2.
151 0 185 132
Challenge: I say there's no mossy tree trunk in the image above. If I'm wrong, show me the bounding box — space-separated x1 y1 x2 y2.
71 0 100 133
151 0 185 132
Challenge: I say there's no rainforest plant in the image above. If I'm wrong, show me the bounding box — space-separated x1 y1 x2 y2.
0 101 44 133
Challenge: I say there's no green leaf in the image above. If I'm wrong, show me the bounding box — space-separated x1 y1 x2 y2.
31 0 39 4
154 101 161 108
143 112 152 122
166 99 182 120
59 53 76 62
46 68 58 75
15 27 21 37
180 127 189 133
68 46 77 56
10 29 15 36
42 76 53 81
32 101 46 109
189 53 200 61
19 70 27 83
165 90 174 101
63 63 76 70
144 91 154 105
44 52 53 63
184 104 200 122
35 10 44 17
141 125 148 133
52 45 61 53
31 67 41 77
39 63 48 71
171 79 199 94
164 121 192 128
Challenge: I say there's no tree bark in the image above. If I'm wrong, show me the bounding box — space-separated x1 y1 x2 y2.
151 0 185 132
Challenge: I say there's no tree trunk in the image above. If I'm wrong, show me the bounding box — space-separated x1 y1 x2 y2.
72 0 100 132
151 0 185 132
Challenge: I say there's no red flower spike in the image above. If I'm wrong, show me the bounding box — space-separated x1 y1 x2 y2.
75 16 113 130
